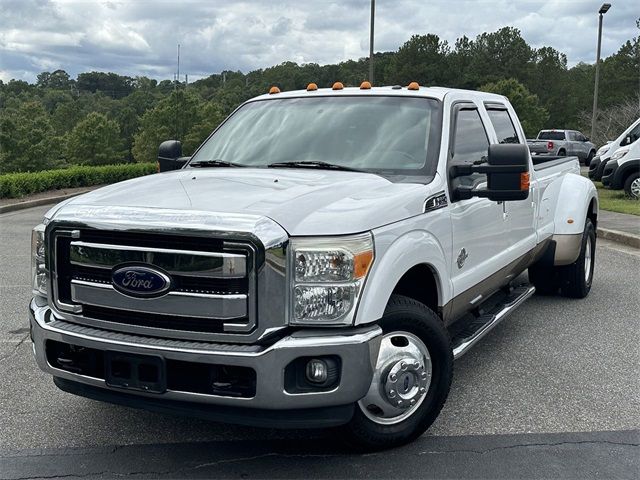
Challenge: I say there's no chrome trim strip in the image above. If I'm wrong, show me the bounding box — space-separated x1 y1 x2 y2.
70 241 247 279
453 285 536 359
70 279 247 320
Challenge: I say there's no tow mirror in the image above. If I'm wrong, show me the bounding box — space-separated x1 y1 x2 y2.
158 140 189 172
451 144 530 202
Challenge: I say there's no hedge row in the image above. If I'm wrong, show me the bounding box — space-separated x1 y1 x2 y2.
0 163 157 199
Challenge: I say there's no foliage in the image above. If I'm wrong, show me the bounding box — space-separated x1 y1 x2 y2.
65 112 125 165
593 181 640 216
0 163 157 199
480 78 549 136
1 24 638 175
578 98 640 146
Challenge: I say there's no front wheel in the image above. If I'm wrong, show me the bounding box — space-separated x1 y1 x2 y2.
585 150 595 166
339 295 453 451
624 172 640 199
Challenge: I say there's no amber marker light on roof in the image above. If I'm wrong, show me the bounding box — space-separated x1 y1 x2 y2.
360 81 372 89
307 83 318 91
407 82 420 90
269 86 280 94
332 82 344 90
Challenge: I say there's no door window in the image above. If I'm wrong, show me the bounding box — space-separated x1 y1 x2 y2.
450 107 490 190
486 108 520 144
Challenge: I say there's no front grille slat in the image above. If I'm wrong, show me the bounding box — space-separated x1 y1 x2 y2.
52 228 258 341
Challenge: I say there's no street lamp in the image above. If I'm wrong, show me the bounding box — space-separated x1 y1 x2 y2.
369 0 375 84
591 3 611 140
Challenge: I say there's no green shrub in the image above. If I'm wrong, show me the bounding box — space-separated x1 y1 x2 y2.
0 163 157 199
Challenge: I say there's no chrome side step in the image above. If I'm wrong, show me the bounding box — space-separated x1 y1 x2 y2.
452 285 536 360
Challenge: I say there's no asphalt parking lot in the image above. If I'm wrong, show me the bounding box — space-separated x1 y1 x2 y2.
1 205 639 479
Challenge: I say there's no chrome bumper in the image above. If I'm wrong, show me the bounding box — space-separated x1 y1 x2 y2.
30 300 382 410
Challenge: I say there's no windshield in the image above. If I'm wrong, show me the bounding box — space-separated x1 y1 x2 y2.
189 96 442 177
538 131 565 140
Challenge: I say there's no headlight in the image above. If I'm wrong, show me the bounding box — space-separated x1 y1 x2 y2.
290 233 374 325
31 224 47 296
611 150 628 161
597 145 609 156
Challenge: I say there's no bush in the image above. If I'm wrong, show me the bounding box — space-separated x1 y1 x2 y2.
0 163 157 199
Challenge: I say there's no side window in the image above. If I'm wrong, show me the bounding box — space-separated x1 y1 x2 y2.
567 131 576 141
623 124 640 146
486 108 520 144
450 107 489 189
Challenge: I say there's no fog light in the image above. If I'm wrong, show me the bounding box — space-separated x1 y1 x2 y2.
305 359 328 383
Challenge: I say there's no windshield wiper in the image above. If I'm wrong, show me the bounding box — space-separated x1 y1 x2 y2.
189 159 246 168
267 161 363 172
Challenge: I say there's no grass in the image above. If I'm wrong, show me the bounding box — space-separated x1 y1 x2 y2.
593 181 640 216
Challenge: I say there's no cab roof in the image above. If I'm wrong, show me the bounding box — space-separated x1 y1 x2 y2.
250 85 508 103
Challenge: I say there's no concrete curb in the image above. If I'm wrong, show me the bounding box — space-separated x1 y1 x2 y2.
0 189 95 214
597 227 640 249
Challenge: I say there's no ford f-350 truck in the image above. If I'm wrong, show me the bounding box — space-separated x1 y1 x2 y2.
30 83 598 450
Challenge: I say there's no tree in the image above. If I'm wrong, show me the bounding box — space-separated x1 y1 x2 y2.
388 34 451 85
132 89 202 162
0 101 58 173
480 78 548 136
65 112 124 165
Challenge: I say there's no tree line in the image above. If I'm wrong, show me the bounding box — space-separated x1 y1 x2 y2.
1 26 638 174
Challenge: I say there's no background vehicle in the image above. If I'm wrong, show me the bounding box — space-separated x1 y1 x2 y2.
527 130 596 165
589 118 640 181
601 141 640 199
29 84 598 450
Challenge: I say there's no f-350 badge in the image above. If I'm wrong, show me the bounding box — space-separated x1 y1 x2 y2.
457 248 468 269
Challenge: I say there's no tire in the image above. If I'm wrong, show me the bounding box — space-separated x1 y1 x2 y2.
559 219 596 298
558 149 566 157
623 172 640 199
585 150 595 167
339 295 453 451
528 261 560 295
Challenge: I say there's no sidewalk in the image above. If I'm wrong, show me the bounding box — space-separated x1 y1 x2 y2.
597 210 640 248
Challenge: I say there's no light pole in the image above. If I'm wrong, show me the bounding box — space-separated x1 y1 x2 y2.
591 3 611 140
369 0 375 84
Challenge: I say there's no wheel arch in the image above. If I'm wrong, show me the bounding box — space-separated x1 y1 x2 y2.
613 159 640 190
552 173 598 236
355 230 450 326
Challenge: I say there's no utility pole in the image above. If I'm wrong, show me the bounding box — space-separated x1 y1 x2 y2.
591 3 611 140
369 0 375 84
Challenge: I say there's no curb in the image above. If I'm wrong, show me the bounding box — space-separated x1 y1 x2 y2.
597 227 640 249
0 189 96 214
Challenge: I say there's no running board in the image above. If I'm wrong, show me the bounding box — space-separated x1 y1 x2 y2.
452 285 536 360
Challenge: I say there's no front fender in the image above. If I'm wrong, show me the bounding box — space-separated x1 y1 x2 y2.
355 223 451 326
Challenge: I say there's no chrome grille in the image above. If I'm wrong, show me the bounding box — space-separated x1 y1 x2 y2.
50 228 258 340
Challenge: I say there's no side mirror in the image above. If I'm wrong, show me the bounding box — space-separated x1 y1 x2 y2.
158 140 189 172
584 137 590 142
451 144 530 202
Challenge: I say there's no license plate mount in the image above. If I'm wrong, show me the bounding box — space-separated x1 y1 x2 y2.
105 351 166 394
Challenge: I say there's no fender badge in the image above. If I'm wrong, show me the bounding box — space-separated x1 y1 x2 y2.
457 248 468 269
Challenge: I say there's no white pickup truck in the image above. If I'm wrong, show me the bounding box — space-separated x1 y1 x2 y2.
30 83 598 450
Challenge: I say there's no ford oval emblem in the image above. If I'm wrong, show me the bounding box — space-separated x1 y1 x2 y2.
111 265 171 298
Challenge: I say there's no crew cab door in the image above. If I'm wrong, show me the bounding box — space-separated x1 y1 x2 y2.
447 102 508 298
485 103 537 259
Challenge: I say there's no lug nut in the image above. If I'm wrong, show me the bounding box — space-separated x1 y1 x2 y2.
414 361 420 369
400 362 407 370
421 372 428 379
397 400 403 406
389 390 396 398
389 373 397 382
410 399 416 405
419 387 426 394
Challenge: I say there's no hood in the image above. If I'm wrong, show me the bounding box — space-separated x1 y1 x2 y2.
60 168 431 235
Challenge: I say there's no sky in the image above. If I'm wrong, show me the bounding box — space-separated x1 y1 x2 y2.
0 0 638 83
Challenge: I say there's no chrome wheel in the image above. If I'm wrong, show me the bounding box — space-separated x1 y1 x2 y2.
631 178 640 199
584 237 592 283
358 331 432 425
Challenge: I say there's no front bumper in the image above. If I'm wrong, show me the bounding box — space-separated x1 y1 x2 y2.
601 160 619 187
30 300 382 422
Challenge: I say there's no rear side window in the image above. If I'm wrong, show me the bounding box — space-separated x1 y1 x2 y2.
487 108 520 144
538 131 565 141
450 107 489 189
621 124 640 146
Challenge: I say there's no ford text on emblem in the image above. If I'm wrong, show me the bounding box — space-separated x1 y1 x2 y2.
111 265 171 298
